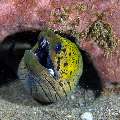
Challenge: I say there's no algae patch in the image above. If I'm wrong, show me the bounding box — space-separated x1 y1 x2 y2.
88 20 118 52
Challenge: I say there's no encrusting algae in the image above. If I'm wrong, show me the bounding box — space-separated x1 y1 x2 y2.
57 19 119 58
50 1 118 57
88 20 118 54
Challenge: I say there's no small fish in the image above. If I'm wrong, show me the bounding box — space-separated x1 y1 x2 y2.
18 29 83 103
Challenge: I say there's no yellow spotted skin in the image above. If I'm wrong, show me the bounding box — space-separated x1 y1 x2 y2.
53 36 83 92
20 29 83 103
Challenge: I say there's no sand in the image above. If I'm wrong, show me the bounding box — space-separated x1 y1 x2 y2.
0 80 120 120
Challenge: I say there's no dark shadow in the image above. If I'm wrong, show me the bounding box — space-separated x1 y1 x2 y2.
79 50 103 98
0 30 40 86
0 30 55 107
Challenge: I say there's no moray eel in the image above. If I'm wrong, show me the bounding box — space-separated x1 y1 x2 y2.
19 29 83 103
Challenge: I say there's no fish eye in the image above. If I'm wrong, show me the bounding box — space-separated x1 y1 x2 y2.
55 43 62 53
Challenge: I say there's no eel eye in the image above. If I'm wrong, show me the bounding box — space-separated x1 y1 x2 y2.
55 43 62 53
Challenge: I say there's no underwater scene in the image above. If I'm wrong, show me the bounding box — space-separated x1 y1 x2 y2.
0 0 120 120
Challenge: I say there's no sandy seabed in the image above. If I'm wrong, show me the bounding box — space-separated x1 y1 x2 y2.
0 79 119 120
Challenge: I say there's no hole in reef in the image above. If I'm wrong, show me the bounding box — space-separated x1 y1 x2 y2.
0 30 40 86
0 30 103 98
79 49 103 98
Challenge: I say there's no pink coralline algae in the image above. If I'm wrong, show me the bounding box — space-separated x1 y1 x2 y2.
0 0 120 84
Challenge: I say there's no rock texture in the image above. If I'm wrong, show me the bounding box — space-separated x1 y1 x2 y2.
0 0 120 83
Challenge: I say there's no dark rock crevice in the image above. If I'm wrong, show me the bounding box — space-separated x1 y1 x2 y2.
0 30 102 98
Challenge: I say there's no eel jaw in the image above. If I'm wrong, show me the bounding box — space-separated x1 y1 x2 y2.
34 37 58 79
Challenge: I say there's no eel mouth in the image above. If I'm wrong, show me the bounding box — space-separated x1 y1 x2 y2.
34 35 58 79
